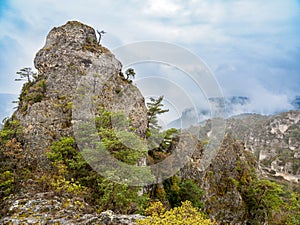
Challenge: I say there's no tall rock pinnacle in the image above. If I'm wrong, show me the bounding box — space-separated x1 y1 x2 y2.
14 21 148 168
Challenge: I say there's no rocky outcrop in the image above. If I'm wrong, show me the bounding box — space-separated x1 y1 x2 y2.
226 111 300 182
0 192 145 225
180 135 258 225
14 21 148 169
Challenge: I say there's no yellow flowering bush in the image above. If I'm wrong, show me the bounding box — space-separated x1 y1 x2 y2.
137 201 216 225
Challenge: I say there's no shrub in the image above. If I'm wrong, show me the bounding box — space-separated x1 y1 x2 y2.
137 200 216 225
0 171 15 200
163 176 204 208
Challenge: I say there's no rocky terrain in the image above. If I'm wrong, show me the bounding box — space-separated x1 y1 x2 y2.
0 192 144 225
0 21 299 225
226 111 300 183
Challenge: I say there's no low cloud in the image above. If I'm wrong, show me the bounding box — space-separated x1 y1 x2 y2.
0 0 299 120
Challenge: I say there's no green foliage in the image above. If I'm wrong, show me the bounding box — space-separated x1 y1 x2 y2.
159 128 178 152
146 96 169 130
285 192 300 225
45 109 150 213
98 178 149 214
15 67 37 83
0 118 24 175
95 109 148 165
163 176 181 208
145 96 178 161
0 118 22 144
93 109 151 212
15 67 47 113
0 118 26 204
0 171 15 200
137 201 216 225
47 137 77 163
242 179 284 224
19 79 46 104
147 127 178 160
179 179 205 209
163 177 204 208
43 138 89 195
125 68 136 81
38 162 87 196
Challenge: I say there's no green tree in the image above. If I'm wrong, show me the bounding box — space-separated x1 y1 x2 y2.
146 96 175 153
0 118 25 203
15 67 37 83
47 108 153 212
98 178 149 214
163 176 204 208
244 179 284 224
125 68 136 80
286 192 300 225
0 171 15 201
146 96 168 130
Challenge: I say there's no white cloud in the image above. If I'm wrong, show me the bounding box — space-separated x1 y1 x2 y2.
0 0 299 120
145 0 180 17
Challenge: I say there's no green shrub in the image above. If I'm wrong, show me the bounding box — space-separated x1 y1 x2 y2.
0 171 15 200
285 192 300 225
46 117 150 214
0 118 22 143
163 176 204 208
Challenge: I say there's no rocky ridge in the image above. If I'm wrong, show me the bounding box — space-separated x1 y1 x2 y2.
226 110 300 183
180 135 259 224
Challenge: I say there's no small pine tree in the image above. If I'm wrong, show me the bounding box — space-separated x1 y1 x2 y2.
146 96 169 130
15 67 37 83
125 68 136 80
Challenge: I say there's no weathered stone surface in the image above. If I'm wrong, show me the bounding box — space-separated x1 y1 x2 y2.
226 110 300 182
0 192 145 225
14 21 148 169
180 135 255 225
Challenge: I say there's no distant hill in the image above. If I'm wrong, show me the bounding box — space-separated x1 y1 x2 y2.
167 96 250 129
292 96 300 109
189 110 300 183
167 96 300 129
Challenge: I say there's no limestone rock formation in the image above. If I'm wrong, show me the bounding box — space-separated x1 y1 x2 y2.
226 110 300 182
14 21 148 169
180 135 258 224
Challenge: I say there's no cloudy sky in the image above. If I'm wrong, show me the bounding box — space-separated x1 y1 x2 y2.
0 0 300 122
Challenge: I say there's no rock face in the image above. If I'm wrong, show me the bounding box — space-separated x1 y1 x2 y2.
226 111 300 182
14 21 148 169
180 135 258 225
0 192 145 225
